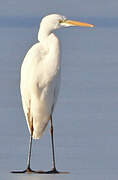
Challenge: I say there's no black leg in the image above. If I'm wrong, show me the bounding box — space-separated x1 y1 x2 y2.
49 115 58 173
11 134 35 173
26 134 33 171
11 115 68 174
11 115 35 173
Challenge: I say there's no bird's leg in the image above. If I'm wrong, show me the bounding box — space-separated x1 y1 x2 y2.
25 116 33 170
49 115 58 173
11 115 35 173
11 114 68 174
22 117 34 173
11 133 34 173
25 133 33 172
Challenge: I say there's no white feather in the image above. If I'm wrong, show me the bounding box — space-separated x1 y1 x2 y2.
20 30 61 139
20 14 94 140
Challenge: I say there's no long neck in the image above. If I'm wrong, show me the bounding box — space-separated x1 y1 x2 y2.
38 30 61 82
38 24 52 42
37 22 60 66
43 34 61 83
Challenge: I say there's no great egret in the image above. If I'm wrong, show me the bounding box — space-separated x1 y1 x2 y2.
12 14 94 174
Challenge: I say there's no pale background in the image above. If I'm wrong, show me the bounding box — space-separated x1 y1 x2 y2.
0 0 118 180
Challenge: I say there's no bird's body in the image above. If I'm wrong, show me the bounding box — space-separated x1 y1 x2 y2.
12 14 94 174
20 33 60 139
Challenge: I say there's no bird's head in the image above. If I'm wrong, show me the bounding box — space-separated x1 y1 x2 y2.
40 14 94 31
38 14 94 41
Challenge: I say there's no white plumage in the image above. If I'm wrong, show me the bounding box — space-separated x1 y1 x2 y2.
20 15 63 139
20 14 94 140
12 14 94 174
20 30 60 139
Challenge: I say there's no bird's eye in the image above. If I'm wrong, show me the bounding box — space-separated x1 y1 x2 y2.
59 19 64 24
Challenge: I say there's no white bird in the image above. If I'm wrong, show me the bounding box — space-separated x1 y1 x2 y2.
12 14 94 174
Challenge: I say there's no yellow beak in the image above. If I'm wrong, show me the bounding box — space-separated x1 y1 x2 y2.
64 20 94 28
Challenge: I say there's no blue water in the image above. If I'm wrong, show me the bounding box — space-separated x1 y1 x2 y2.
0 1 118 180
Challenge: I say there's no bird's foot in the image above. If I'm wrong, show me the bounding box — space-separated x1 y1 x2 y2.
35 167 69 174
11 167 35 174
11 167 69 174
44 167 59 174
